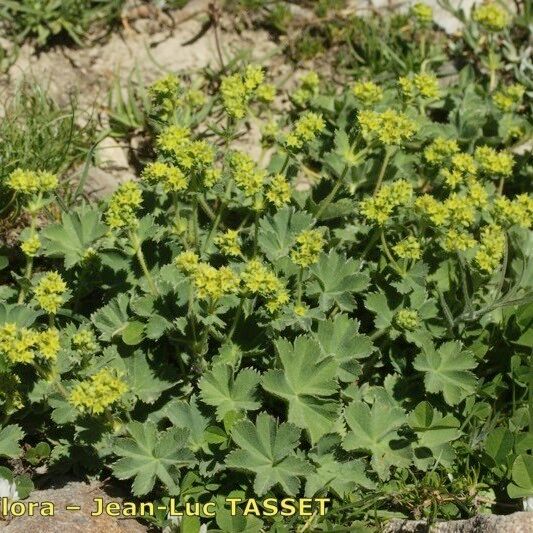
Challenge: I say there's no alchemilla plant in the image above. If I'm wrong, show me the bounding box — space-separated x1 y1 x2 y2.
0 2 532 531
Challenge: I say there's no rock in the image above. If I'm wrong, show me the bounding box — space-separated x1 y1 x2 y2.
82 166 135 199
383 512 533 533
96 137 131 171
0 481 147 532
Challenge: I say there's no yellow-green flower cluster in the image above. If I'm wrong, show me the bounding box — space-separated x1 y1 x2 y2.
441 229 476 252
393 236 421 260
360 180 413 225
474 146 514 177
441 153 478 189
352 81 383 106
475 224 505 273
493 84 525 112
175 251 200 273
444 193 476 227
0 324 60 364
473 2 510 32
142 162 187 193
220 65 274 119
227 151 265 197
191 264 240 301
7 168 58 195
156 126 214 174
37 329 60 360
69 369 128 415
358 109 418 145
72 329 98 354
424 138 459 165
148 73 181 119
411 3 433 24
395 309 420 331
291 229 325 267
493 195 533 228
266 174 291 207
215 230 241 257
415 194 449 226
34 271 68 315
285 112 325 149
399 73 440 100
293 71 320 106
20 233 41 257
467 180 489 208
105 181 143 229
241 259 289 313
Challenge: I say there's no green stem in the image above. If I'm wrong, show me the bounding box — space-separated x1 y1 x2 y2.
497 174 505 195
315 164 349 220
380 230 404 276
373 147 394 197
227 298 244 341
130 230 159 297
296 267 304 305
203 181 233 254
252 209 260 257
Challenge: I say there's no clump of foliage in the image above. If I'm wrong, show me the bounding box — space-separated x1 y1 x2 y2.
0 81 94 219
0 3 532 532
0 0 127 46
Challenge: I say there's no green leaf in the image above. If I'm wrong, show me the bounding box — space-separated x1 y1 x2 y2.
121 320 145 346
484 428 514 472
313 315 373 381
0 425 24 458
408 401 460 469
123 351 174 404
91 294 130 342
413 341 477 406
342 399 411 480
40 205 107 268
162 397 209 452
305 453 375 497
226 413 313 496
262 336 339 444
258 207 313 263
112 421 195 496
364 292 394 330
0 303 39 328
508 454 533 498
307 251 369 312
199 365 261 421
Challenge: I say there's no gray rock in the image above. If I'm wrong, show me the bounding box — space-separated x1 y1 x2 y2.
0 481 147 532
383 512 533 533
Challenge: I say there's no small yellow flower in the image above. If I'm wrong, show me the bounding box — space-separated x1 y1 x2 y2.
424 138 459 165
441 229 476 252
34 271 68 315
291 229 325 267
493 195 533 228
175 251 200 273
105 181 143 230
215 230 241 257
142 162 187 193
493 84 525 112
474 224 506 273
444 193 475 227
190 264 240 301
21 233 41 257
358 109 418 145
474 2 510 32
285 112 325 149
227 151 265 197
266 174 291 207
451 153 477 177
360 180 413 225
70 369 128 415
37 329 60 360
399 73 439 100
352 81 383 106
393 236 421 260
411 3 433 24
395 309 420 331
293 71 320 106
474 146 514 177
467 180 488 208
7 168 58 194
72 329 98 354
241 259 287 313
415 194 449 226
